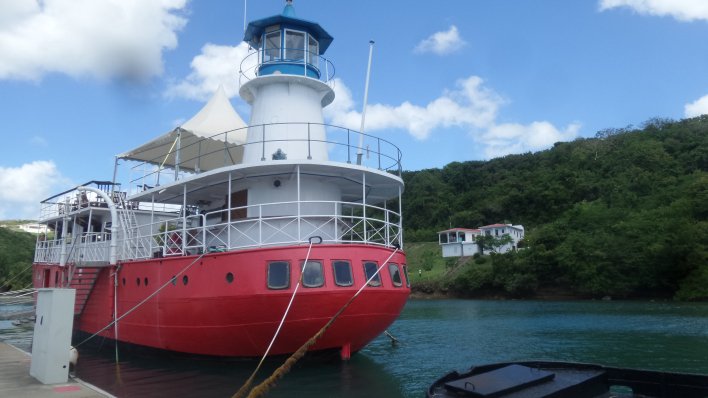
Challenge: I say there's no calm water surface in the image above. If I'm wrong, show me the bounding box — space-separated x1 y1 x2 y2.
2 299 707 397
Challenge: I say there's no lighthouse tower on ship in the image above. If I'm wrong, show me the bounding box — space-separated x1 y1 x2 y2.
33 0 409 360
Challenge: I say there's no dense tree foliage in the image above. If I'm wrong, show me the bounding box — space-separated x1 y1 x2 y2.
0 228 35 291
402 116 708 300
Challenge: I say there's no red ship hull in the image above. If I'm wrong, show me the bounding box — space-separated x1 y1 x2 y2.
34 244 409 357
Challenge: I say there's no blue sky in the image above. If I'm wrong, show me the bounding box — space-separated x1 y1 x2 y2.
2 0 708 219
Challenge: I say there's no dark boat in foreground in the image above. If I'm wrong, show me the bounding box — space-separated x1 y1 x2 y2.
427 361 708 398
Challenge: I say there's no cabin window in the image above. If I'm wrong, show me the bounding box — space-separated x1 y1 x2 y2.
440 234 448 244
223 189 248 222
363 261 381 287
302 260 324 288
402 265 410 288
308 35 319 65
285 29 305 60
268 261 290 289
333 260 353 287
389 263 402 287
264 31 281 62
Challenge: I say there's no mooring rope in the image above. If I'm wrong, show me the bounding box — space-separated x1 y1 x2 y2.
0 263 33 291
233 236 321 398
233 246 400 398
74 252 206 349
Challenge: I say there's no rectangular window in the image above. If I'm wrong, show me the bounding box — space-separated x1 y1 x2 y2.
440 234 448 244
285 30 305 60
264 31 281 62
389 263 402 287
308 35 319 65
333 260 353 286
402 265 410 288
301 260 324 288
363 261 381 287
267 261 289 289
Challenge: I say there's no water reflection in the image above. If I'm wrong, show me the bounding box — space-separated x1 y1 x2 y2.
3 299 708 398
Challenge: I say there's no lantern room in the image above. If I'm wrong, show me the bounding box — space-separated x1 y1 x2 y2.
243 0 334 79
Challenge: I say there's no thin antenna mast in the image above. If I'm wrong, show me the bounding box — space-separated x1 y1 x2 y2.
243 0 248 34
357 40 375 165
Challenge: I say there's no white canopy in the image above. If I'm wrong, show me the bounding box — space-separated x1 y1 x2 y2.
118 85 248 172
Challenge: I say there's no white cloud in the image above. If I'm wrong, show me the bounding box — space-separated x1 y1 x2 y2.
684 94 708 117
480 122 582 159
165 42 256 101
325 76 503 140
0 0 188 81
414 25 466 55
29 136 48 147
599 0 708 21
0 161 73 220
324 76 580 158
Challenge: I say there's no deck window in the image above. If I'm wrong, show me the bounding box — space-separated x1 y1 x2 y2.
264 31 281 62
402 265 410 288
389 263 402 287
268 261 290 289
363 261 381 287
308 35 319 65
285 29 305 61
333 260 353 286
301 260 324 288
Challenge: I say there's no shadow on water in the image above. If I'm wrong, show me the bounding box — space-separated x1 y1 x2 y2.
73 340 403 398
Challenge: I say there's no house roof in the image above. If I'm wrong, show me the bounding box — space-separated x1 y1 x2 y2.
479 223 524 230
438 228 480 234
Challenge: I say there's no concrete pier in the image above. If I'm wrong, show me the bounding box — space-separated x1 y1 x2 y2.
0 342 111 398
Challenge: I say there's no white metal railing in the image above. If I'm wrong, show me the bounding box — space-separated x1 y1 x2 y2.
34 199 402 264
123 122 403 195
238 48 336 88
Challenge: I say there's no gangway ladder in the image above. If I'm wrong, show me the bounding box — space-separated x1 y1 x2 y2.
115 194 149 259
67 265 102 316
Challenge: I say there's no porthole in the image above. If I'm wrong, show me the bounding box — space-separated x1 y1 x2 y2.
182 275 189 285
122 277 126 286
402 265 410 288
136 277 141 286
333 261 353 287
226 272 234 283
144 277 149 286
267 261 290 290
363 261 381 287
389 263 402 287
301 261 324 288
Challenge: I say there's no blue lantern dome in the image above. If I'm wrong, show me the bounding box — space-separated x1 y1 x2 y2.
242 0 333 79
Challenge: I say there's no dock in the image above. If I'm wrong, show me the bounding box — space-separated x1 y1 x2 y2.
0 342 111 398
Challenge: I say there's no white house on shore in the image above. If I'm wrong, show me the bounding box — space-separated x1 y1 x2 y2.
438 223 525 257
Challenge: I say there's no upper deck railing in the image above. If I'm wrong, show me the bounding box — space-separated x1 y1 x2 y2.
123 122 403 195
238 48 336 88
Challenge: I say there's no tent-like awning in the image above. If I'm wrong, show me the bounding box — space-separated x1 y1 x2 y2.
118 85 248 173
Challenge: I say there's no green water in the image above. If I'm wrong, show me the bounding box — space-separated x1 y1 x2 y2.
3 299 708 397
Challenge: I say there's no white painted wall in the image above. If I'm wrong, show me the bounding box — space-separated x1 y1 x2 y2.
242 78 333 163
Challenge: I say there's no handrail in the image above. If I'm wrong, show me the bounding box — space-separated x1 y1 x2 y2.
34 199 403 264
238 48 336 87
122 122 403 194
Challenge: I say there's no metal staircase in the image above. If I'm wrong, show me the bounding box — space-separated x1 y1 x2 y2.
67 265 102 316
115 193 150 259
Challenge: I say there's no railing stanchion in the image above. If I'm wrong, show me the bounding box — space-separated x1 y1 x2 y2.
261 124 266 161
347 129 351 163
378 138 381 170
307 124 312 160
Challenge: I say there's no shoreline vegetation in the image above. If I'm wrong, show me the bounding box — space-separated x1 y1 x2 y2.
401 117 707 302
2 117 707 300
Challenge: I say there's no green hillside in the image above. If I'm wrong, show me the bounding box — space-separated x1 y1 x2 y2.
401 116 708 300
0 227 36 291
